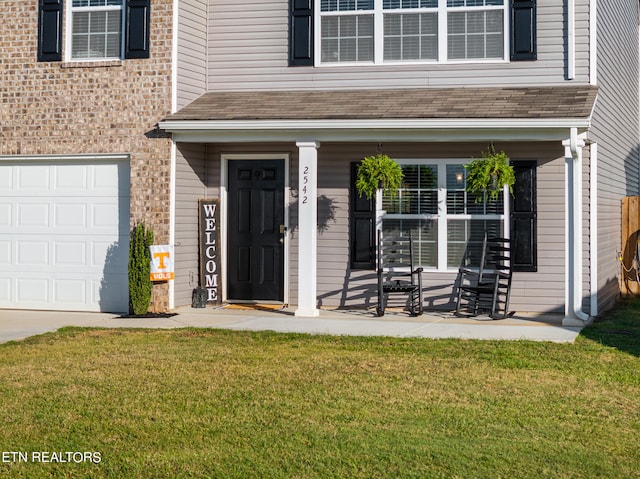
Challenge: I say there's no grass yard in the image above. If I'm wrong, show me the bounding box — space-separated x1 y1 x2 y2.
1 302 639 478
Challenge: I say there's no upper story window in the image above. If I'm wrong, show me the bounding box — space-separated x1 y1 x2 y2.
37 0 151 63
70 0 123 60
318 0 507 65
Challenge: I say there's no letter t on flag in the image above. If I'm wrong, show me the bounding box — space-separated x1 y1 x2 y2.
150 245 175 281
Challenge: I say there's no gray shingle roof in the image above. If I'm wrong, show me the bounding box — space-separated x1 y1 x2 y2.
165 86 597 122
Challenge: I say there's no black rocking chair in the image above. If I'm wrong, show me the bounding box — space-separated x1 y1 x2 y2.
376 230 423 317
455 235 513 319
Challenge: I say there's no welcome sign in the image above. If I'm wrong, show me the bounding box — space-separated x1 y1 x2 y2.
199 199 221 304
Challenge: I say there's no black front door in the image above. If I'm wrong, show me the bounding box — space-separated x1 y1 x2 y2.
227 160 285 301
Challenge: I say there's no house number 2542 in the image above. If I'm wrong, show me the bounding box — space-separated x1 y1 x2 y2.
302 166 309 205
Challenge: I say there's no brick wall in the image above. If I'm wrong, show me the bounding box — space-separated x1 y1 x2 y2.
0 1 174 311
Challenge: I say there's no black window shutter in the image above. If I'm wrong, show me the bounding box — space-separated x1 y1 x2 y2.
289 0 314 66
511 161 537 272
38 0 63 62
125 0 151 59
510 0 536 61
350 162 375 270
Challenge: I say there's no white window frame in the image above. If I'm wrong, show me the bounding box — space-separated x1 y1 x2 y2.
316 0 509 66
66 0 125 62
380 159 509 272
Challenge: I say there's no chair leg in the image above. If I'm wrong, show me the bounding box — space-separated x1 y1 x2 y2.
376 290 385 317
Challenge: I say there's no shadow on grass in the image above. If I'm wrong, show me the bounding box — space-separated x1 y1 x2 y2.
580 297 640 357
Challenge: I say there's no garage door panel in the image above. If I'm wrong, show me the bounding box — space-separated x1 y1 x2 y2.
0 159 130 312
54 164 89 191
17 202 50 228
0 279 10 302
54 203 87 228
95 238 128 271
94 276 128 312
0 203 11 226
0 241 10 264
16 164 50 191
55 241 87 267
16 241 49 266
54 279 87 304
16 278 49 304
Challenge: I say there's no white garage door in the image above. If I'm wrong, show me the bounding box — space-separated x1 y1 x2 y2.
0 158 130 312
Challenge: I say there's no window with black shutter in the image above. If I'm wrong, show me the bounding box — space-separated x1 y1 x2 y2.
38 0 63 62
350 162 376 270
37 0 150 62
511 161 537 271
511 0 537 61
289 0 314 66
125 0 151 59
290 0 537 66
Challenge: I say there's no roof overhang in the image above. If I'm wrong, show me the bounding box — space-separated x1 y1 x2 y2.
159 118 592 143
159 86 597 143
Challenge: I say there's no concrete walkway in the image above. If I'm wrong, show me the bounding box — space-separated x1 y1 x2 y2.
0 306 583 344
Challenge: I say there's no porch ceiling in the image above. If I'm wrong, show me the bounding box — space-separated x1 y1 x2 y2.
160 86 598 143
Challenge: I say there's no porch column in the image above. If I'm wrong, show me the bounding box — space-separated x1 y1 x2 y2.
295 141 320 317
563 129 590 326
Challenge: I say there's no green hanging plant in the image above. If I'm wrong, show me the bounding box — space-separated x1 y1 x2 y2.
356 153 404 200
464 145 515 203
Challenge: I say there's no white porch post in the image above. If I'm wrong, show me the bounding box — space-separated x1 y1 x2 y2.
295 141 320 317
563 129 590 326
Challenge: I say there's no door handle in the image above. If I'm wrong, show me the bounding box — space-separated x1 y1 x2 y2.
279 225 287 234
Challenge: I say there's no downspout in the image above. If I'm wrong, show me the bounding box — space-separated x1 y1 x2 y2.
568 0 576 80
564 128 590 326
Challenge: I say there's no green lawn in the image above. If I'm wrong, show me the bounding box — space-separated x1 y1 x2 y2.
1 301 639 478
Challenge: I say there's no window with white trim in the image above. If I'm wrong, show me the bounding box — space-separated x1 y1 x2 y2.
319 0 507 64
381 160 506 271
70 0 124 60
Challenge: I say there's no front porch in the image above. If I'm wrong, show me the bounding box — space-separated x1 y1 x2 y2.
174 304 578 342
160 86 599 328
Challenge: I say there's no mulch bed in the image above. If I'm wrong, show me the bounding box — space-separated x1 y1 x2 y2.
117 312 179 319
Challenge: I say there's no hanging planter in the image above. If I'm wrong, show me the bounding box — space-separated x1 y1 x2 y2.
464 145 515 203
355 153 404 200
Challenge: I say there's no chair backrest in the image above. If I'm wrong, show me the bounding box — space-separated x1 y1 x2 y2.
483 237 512 277
377 230 416 274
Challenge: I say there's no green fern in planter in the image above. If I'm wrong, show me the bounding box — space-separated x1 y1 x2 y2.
356 153 404 200
128 221 154 315
465 145 515 203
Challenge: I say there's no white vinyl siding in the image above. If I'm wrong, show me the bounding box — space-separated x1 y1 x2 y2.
177 0 209 109
205 0 590 92
590 1 640 313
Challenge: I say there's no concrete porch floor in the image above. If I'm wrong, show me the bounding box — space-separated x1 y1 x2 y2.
0 305 580 344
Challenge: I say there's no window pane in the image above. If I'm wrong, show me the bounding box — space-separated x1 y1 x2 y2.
322 0 374 11
447 0 503 6
72 10 121 59
382 219 438 268
383 165 437 214
383 0 438 9
447 10 503 60
73 0 121 6
448 219 503 268
322 15 374 63
384 13 438 61
446 164 505 214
